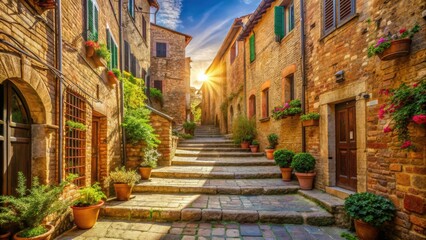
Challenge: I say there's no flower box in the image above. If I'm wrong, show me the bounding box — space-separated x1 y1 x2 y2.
378 39 412 61
302 119 319 127
37 0 56 9
86 45 96 58
92 55 107 68
107 72 119 86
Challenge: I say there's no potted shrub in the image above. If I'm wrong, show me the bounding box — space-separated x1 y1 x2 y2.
92 44 110 68
232 115 256 149
272 100 302 120
85 33 99 58
139 148 160 180
0 226 10 240
183 121 196 136
249 140 259 153
291 153 316 190
107 68 120 86
106 167 140 201
0 172 74 240
71 183 106 229
368 24 420 61
344 192 396 240
273 149 295 181
265 133 278 160
300 113 320 127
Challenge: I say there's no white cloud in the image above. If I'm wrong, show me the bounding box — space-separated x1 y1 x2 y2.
156 0 183 30
240 0 256 4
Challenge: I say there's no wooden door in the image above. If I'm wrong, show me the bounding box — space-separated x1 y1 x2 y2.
1 81 31 195
91 117 100 184
335 100 357 191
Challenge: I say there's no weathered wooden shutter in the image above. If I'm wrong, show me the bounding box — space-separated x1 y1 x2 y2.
249 34 255 62
107 30 111 68
113 44 118 68
289 4 295 31
338 0 354 22
323 0 335 34
274 6 285 41
124 41 129 71
87 0 93 39
129 0 134 17
94 6 98 40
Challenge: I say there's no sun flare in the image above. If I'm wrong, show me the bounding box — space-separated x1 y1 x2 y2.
198 72 209 82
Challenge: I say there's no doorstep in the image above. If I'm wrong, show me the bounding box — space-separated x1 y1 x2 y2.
325 186 355 200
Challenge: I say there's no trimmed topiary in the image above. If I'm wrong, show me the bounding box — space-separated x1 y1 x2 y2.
290 153 315 173
273 149 294 168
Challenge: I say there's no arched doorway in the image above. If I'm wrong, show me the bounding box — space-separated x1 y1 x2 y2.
0 81 32 195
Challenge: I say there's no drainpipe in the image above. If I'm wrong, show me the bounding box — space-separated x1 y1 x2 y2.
154 8 159 24
56 0 64 183
119 0 127 165
300 0 307 152
243 39 247 117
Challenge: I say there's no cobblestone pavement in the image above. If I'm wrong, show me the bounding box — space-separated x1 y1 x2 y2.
57 219 350 240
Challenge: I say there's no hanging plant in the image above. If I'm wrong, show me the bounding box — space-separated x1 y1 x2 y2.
272 99 302 120
379 80 426 150
66 120 87 132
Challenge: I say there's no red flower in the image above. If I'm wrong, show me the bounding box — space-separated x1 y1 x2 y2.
401 141 412 149
378 105 386 120
413 114 426 124
85 40 99 48
107 71 115 77
379 89 390 96
413 83 418 88
383 126 392 133
399 28 407 34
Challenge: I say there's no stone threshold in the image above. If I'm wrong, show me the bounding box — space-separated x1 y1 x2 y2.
172 158 275 166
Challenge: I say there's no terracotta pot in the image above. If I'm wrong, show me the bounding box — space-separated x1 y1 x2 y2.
71 201 104 229
86 45 95 58
249 145 258 153
14 224 54 240
354 219 380 240
113 183 132 201
302 119 319 127
0 231 10 240
378 39 411 61
139 167 152 180
265 149 274 160
280 167 292 181
241 141 250 149
107 74 119 86
37 0 56 9
295 172 316 190
92 54 107 68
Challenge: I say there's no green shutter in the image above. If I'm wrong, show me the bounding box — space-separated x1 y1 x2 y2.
107 30 111 68
113 44 118 68
249 34 255 62
289 4 294 31
94 7 99 40
87 0 93 39
274 6 285 40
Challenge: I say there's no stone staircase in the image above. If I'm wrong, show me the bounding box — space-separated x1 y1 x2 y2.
101 125 348 228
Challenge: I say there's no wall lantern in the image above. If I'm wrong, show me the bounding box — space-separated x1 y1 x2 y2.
335 70 345 83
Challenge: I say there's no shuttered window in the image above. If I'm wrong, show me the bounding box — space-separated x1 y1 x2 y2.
289 3 295 31
249 34 255 62
156 42 167 57
274 6 285 41
107 29 118 69
262 88 269 118
128 0 135 18
86 0 99 40
323 0 355 34
124 41 130 71
142 16 147 42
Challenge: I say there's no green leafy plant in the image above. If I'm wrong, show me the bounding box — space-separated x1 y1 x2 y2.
341 232 358 240
95 43 111 62
73 183 106 207
379 80 426 150
140 148 160 168
150 88 164 106
266 133 279 149
66 120 86 132
273 149 295 168
0 173 75 237
251 140 259 146
368 24 420 57
300 113 320 121
178 133 193 139
105 167 141 187
232 115 257 144
344 192 395 227
272 99 302 120
291 153 316 173
108 68 121 78
183 121 197 131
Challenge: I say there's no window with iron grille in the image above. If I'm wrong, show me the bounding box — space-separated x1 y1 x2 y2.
323 0 356 35
65 90 86 187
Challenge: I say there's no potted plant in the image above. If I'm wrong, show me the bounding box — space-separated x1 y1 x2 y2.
291 152 316 190
368 24 420 61
139 148 160 180
273 149 295 181
232 115 256 149
300 113 320 127
105 167 140 201
92 44 110 68
0 172 74 240
272 99 302 120
71 183 106 229
249 140 259 153
37 0 56 9
265 133 278 160
344 192 395 240
0 226 10 240
85 33 99 58
107 68 120 86
183 121 196 136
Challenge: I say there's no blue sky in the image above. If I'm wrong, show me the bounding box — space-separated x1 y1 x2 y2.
155 0 261 88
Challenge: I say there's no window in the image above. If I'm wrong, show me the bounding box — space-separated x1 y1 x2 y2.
249 34 255 62
142 16 147 42
283 74 295 103
128 0 135 18
107 29 118 69
142 68 147 80
65 90 86 187
249 95 256 118
289 3 295 31
323 0 356 34
130 54 140 77
275 2 295 41
230 41 238 63
154 80 163 92
156 42 167 57
262 88 269 118
124 41 130 71
86 0 99 40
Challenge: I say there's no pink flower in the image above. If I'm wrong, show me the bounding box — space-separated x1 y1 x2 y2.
413 114 426 124
383 126 392 133
401 141 412 149
375 38 386 47
379 89 390 96
378 105 386 120
399 28 407 34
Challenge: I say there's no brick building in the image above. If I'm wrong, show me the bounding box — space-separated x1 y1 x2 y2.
150 23 192 126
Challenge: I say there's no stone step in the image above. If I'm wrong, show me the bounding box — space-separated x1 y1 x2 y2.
175 150 264 158
179 138 233 144
133 178 299 195
178 143 238 148
101 194 335 226
177 147 250 152
151 166 281 179
194 135 225 138
172 156 275 166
